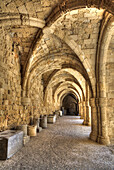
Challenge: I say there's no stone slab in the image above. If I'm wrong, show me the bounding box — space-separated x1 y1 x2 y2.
0 130 23 160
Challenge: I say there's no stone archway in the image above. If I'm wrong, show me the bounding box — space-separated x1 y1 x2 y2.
96 16 114 145
62 93 79 116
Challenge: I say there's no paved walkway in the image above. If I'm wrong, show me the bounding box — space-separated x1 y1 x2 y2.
0 116 113 170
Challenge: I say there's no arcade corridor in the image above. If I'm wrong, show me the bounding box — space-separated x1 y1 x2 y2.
0 1 114 169
0 116 113 170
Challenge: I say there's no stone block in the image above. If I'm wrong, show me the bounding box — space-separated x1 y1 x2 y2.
47 115 56 124
59 111 62 117
17 125 27 136
33 118 40 128
40 115 47 129
21 97 31 106
0 88 4 94
27 125 37 136
23 136 30 145
18 5 28 14
0 130 23 160
3 100 9 105
37 127 42 133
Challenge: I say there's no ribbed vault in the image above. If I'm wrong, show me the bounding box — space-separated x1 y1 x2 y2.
0 0 114 145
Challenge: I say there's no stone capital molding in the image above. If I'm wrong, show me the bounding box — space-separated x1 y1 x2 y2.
21 97 31 106
0 13 45 28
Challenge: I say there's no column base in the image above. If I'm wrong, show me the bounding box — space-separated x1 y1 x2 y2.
84 122 91 126
90 131 97 142
80 116 84 119
97 135 110 145
82 120 91 126
82 120 86 125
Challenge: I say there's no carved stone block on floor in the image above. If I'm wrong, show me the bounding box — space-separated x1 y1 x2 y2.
47 115 56 124
0 130 23 160
37 127 42 133
23 136 30 146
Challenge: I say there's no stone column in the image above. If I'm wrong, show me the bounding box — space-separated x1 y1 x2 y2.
97 98 110 145
84 101 91 126
83 101 86 124
84 83 91 126
89 98 98 142
78 102 81 116
80 102 84 119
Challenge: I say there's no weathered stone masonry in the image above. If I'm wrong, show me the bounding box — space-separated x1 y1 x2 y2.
0 0 114 145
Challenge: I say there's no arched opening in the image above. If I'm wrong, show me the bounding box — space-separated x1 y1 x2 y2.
0 0 114 168
62 93 79 116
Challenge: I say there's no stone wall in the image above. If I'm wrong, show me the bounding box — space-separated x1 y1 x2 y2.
0 28 34 130
0 28 22 130
0 3 113 146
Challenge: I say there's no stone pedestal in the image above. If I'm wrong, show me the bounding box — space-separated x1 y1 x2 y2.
40 115 47 129
47 115 56 124
55 111 60 119
27 125 37 136
37 127 42 133
59 111 62 117
17 125 30 145
23 136 30 145
33 118 40 128
0 130 23 160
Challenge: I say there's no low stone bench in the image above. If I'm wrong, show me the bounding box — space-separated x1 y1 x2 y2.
47 115 56 124
0 130 23 160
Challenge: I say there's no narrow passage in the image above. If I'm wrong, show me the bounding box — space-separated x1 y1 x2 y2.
0 116 113 170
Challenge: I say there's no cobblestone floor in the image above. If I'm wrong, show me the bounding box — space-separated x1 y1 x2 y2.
0 116 113 170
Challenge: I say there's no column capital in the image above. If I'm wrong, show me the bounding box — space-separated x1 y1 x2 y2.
21 97 31 106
